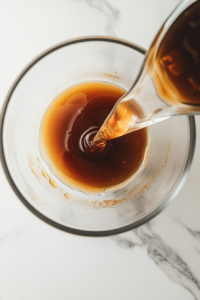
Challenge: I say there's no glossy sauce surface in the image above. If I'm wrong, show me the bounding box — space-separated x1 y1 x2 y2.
40 81 148 192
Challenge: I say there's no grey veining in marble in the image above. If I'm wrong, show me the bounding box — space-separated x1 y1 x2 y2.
1 0 200 299
113 222 200 300
82 0 120 35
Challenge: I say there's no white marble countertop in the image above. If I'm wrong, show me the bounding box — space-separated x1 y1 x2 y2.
1 0 200 299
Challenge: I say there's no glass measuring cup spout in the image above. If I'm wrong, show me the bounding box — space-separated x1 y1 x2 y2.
93 0 200 146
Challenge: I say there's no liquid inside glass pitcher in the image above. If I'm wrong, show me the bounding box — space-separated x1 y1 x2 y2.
93 0 200 146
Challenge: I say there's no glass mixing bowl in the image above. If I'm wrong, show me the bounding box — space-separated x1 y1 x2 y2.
0 37 195 236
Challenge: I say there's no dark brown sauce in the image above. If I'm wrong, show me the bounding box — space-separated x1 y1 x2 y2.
154 1 200 105
40 81 148 192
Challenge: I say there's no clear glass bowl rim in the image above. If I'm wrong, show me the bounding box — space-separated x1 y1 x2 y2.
0 36 196 237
